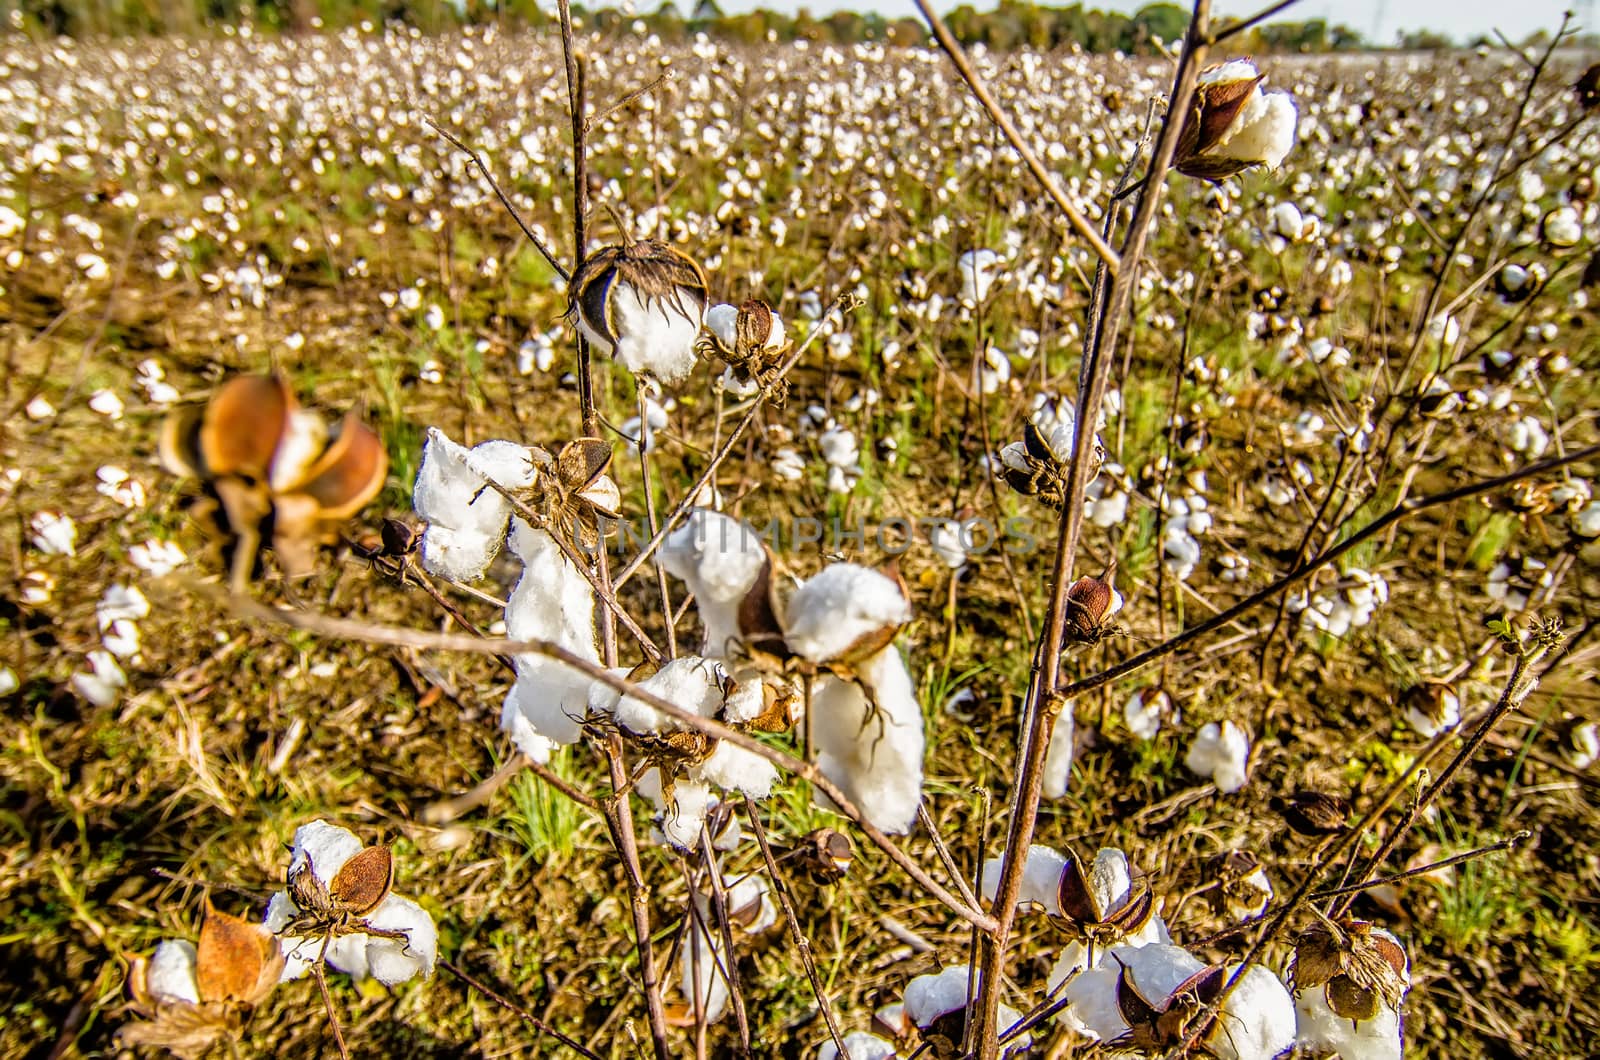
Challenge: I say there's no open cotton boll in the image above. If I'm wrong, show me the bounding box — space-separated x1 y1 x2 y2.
1207 78 1298 170
145 939 201 1004
980 844 1070 916
704 302 739 347
660 509 768 657
1047 913 1172 990
1042 706 1075 799
604 281 702 384
1186 720 1251 793
288 819 365 882
811 646 925 834
1295 985 1403 1060
783 564 910 664
1062 943 1207 1041
413 429 527 581
341 895 437 985
659 779 716 851
817 1031 899 1060
500 698 556 763
614 657 726 735
1207 965 1298 1060
691 740 778 799
501 523 599 747
503 656 594 746
903 966 1030 1054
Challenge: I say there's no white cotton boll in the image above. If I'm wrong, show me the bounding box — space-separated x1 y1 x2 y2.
661 509 767 658
657 779 715 851
903 965 970 1026
606 281 702 384
724 875 779 935
929 520 967 569
1208 965 1298 1060
1295 985 1403 1060
1163 530 1201 581
97 584 150 629
811 648 924 835
959 248 1000 304
1270 201 1303 241
30 510 77 556
980 346 1011 394
1042 705 1075 799
717 367 761 398
615 657 725 735
72 650 127 707
0 667 17 696
722 679 767 725
1047 914 1173 994
705 302 738 347
413 429 519 581
89 388 124 419
288 819 364 882
501 701 555 764
501 524 599 747
353 895 437 984
818 426 860 469
980 844 1069 916
264 893 319 982
145 939 201 1004
1125 688 1168 741
1210 84 1298 169
817 1032 898 1060
102 619 141 659
783 564 910 664
680 903 731 1023
1186 720 1251 793
1064 943 1207 1041
692 740 778 799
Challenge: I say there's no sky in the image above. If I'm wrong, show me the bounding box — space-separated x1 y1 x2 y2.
699 0 1590 45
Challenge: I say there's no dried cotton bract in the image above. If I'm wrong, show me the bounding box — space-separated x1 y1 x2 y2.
1291 919 1409 1060
1176 60 1298 182
568 239 708 384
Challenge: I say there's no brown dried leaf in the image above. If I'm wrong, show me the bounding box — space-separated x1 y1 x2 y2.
196 900 279 1005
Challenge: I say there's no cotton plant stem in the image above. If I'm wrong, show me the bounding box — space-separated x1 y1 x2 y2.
1056 442 1600 701
441 959 602 1058
914 0 1121 273
694 829 753 1056
1312 830 1531 901
968 7 1210 1054
638 391 679 660
743 796 851 1060
311 939 350 1060
191 583 998 933
555 0 596 436
602 733 673 1060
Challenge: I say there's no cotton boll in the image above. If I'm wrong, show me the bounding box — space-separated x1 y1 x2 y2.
811 647 924 834
1208 965 1298 1060
817 1032 898 1060
1063 943 1207 1041
354 895 437 984
1042 705 1075 799
288 819 365 882
1295 985 1403 1060
692 740 778 799
656 778 715 850
614 657 726 735
1210 87 1298 169
1186 720 1251 793
783 564 910 664
413 429 522 580
980 844 1070 916
1124 688 1169 741
500 523 599 747
958 248 1000 304
705 302 738 348
145 939 201 1004
660 509 768 658
72 650 127 706
902 966 1029 1053
606 281 702 384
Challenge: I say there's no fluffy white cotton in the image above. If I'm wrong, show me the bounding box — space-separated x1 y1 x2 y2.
97 584 150 629
660 509 768 658
501 523 599 747
1043 706 1076 799
903 966 1030 1053
958 248 1001 305
1047 913 1172 992
614 656 726 735
692 740 778 799
1295 984 1404 1060
146 939 201 1005
1063 943 1206 1041
72 650 127 707
1204 67 1298 169
817 1032 898 1060
811 646 924 834
981 843 1070 916
784 564 910 664
288 819 365 882
654 776 716 851
341 895 437 985
414 430 534 581
1209 965 1298 1060
599 280 702 384
1187 720 1251 793
29 510 77 556
1125 688 1169 741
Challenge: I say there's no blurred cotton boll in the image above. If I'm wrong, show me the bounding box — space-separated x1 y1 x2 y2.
1186 720 1250 793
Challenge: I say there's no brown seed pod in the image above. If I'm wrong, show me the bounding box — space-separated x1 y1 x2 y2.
195 899 283 1006
1273 790 1351 836
794 827 855 885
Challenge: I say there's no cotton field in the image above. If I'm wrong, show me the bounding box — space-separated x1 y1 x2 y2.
1 11 1598 1059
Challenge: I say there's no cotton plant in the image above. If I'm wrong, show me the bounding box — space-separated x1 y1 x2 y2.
996 393 1107 509
1401 681 1462 738
1290 568 1389 639
262 820 437 987
895 966 1031 1057
1174 59 1299 181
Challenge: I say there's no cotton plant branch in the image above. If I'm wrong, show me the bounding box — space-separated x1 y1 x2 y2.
913 0 1122 274
1055 441 1600 703
693 828 753 1055
441 959 604 1059
1311 830 1532 902
176 581 999 934
966 5 1213 1053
